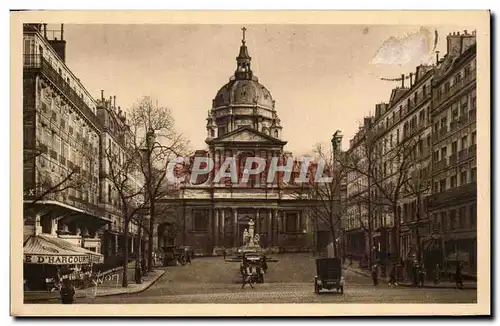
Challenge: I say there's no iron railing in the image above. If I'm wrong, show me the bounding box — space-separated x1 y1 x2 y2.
23 54 102 131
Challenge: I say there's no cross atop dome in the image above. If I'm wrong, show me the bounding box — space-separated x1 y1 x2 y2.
242 26 247 43
235 27 252 80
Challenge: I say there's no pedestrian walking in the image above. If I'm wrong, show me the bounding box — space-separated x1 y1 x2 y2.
134 260 142 284
455 263 464 289
223 248 226 260
59 278 75 304
371 265 379 286
241 261 254 289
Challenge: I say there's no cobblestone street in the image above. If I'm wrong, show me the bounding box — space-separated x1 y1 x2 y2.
69 253 476 304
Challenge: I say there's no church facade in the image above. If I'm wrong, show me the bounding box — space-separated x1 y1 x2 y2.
156 32 323 255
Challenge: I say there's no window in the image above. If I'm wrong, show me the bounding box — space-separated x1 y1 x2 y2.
472 131 477 145
440 117 447 129
107 184 112 203
452 141 458 153
471 168 477 182
460 170 467 185
433 181 439 193
449 210 457 230
193 210 208 231
464 65 471 77
433 150 439 162
441 212 448 229
461 135 468 149
274 130 279 138
218 126 226 137
459 207 466 229
461 96 469 115
450 175 457 188
452 107 458 120
399 106 402 118
444 81 450 94
285 212 300 233
440 179 446 192
396 129 400 144
423 85 427 96
454 73 461 85
426 135 431 149
441 146 447 159
210 129 215 137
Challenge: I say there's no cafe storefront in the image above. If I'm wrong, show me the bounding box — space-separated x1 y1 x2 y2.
23 234 104 290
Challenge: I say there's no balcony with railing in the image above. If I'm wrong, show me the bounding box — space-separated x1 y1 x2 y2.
433 158 447 171
449 152 458 165
458 148 468 162
23 54 102 131
428 182 476 209
468 144 477 158
469 108 476 122
433 69 477 107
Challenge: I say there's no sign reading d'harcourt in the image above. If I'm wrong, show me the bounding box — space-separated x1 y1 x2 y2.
24 254 89 265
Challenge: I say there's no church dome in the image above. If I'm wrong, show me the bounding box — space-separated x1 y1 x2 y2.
213 78 274 109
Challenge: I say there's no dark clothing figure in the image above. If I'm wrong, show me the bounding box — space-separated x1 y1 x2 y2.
135 261 142 284
372 266 379 286
223 249 227 260
141 258 147 275
412 265 419 286
418 267 426 287
60 279 75 304
262 256 268 273
389 266 397 286
455 264 463 289
241 262 254 289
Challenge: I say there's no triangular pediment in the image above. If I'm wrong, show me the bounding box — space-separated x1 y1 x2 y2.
208 126 286 145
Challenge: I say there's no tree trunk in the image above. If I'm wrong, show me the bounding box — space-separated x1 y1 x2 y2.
393 203 400 262
137 223 142 261
330 227 338 258
122 217 129 288
148 201 155 272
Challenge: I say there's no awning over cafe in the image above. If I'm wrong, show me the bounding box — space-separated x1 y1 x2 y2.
23 234 103 265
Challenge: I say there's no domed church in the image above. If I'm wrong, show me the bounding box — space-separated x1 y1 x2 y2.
157 29 318 255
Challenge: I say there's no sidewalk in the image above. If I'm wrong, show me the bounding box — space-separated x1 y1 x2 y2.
344 264 477 290
24 268 165 303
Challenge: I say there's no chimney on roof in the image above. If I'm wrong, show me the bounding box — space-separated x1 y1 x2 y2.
113 95 116 108
43 23 47 38
409 72 413 87
101 90 104 101
435 51 440 65
401 74 405 88
47 24 67 62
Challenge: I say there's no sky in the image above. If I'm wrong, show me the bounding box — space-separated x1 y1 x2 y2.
50 24 475 155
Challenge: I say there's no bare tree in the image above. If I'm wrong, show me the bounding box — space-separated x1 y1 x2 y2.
292 143 348 257
344 126 420 268
128 96 190 272
104 144 146 287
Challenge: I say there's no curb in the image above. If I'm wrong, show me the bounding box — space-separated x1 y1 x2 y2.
87 270 166 298
24 270 166 303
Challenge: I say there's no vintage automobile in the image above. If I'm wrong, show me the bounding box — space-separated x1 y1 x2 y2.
314 257 345 294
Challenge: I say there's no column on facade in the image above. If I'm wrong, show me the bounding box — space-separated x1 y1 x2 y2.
233 208 238 247
214 209 219 246
255 209 260 235
267 210 272 245
131 236 134 254
220 209 225 246
114 234 119 254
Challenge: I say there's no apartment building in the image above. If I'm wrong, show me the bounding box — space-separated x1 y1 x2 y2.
23 24 108 254
345 117 373 262
96 93 144 259
427 31 477 276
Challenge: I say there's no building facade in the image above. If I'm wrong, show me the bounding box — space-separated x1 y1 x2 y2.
157 34 325 255
23 24 143 264
427 32 477 277
343 30 477 280
23 24 108 252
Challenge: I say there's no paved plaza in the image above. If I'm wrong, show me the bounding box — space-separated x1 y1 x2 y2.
34 253 476 304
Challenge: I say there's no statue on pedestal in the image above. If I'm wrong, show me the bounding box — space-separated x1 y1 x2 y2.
243 229 249 245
